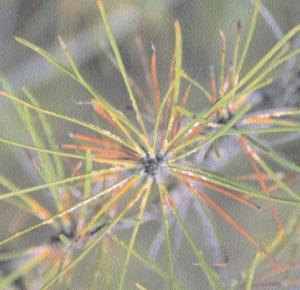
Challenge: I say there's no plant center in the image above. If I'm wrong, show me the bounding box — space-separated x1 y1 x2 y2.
141 154 164 178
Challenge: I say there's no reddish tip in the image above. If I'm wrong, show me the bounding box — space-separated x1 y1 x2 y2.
236 20 242 35
174 19 181 31
57 35 67 51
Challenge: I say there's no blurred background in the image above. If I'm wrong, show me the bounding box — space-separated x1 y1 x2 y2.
0 0 300 289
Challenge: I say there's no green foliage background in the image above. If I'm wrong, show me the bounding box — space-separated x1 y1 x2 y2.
0 1 300 289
